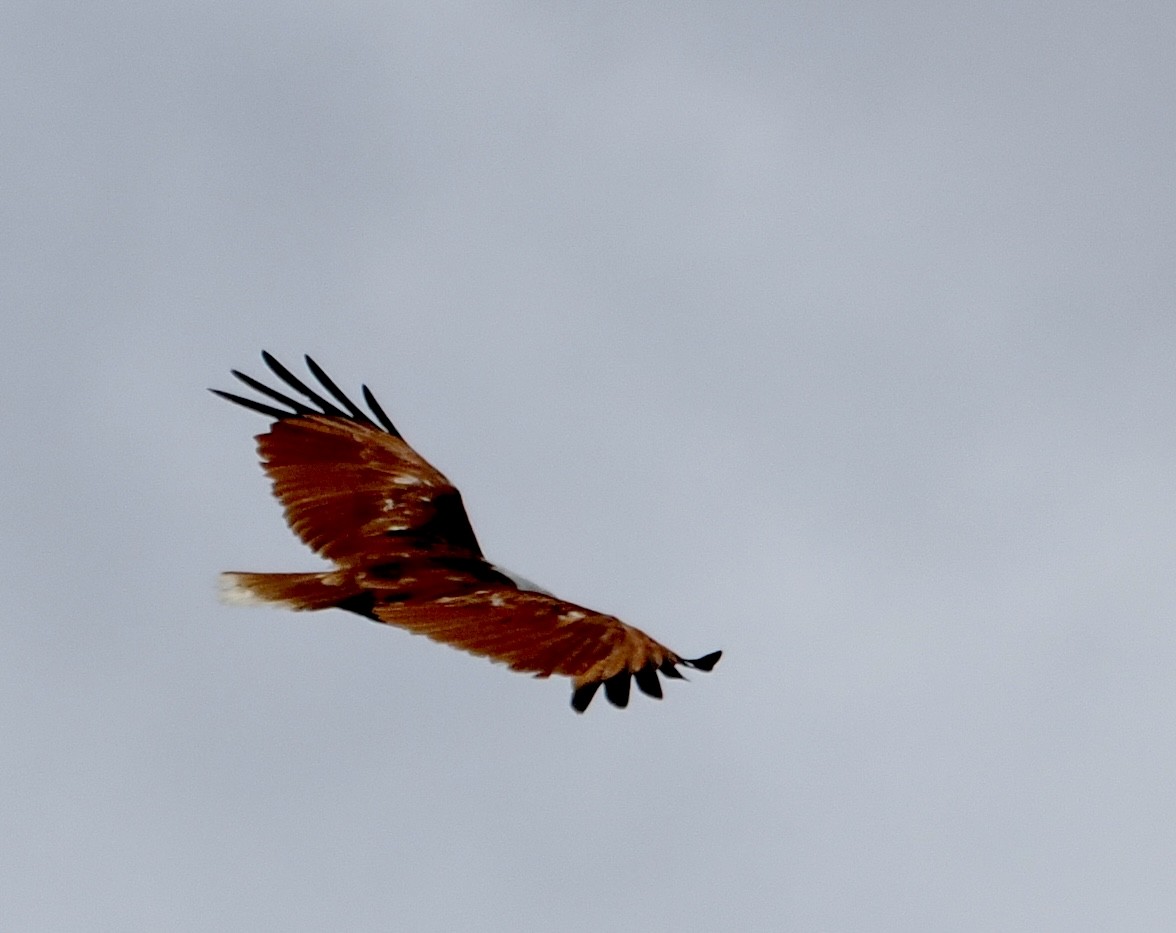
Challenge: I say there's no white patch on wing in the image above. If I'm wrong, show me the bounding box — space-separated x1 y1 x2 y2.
492 566 554 596
559 610 586 622
392 475 421 485
490 593 507 607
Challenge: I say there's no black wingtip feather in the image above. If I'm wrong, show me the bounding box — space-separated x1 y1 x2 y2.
603 671 632 708
304 355 375 426
215 353 403 434
684 650 722 672
571 655 718 712
659 660 686 680
229 369 316 414
260 352 347 417
362 384 400 436
209 388 293 421
571 681 600 713
634 666 663 699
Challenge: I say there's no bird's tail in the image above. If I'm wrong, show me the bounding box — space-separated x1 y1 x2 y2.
218 571 365 612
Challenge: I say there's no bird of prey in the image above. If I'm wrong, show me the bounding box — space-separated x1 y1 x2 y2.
212 352 721 712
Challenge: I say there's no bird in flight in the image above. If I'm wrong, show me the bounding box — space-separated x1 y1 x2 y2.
212 352 721 712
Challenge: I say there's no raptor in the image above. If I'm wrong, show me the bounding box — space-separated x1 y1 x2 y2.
212 352 721 712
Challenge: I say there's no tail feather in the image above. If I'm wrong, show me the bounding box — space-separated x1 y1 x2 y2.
219 571 361 611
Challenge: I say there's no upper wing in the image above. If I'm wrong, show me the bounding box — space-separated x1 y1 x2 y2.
364 581 722 711
212 352 482 566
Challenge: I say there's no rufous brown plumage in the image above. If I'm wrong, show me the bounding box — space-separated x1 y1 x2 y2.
212 352 721 711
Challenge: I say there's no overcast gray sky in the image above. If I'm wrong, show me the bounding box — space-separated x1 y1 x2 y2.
4 2 1175 930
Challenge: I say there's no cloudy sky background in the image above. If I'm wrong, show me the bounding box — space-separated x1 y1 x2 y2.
4 3 1175 929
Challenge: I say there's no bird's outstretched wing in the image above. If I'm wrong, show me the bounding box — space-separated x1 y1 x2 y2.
364 582 721 711
213 352 721 711
212 351 482 565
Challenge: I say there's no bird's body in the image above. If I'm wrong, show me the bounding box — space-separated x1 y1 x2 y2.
213 353 720 711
